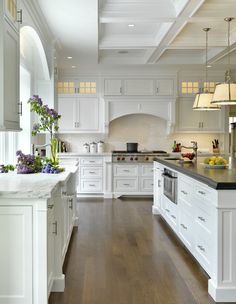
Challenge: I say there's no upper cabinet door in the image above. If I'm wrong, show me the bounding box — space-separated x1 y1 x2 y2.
4 0 20 30
156 79 174 96
2 20 20 130
76 98 99 131
124 79 154 96
58 97 76 131
104 79 122 96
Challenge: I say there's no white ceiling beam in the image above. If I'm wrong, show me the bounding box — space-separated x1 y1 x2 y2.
146 0 206 63
99 16 176 23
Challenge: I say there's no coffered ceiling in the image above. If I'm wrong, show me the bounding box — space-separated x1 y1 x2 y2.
36 0 236 69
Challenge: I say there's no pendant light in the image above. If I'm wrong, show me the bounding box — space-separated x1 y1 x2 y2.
193 28 221 110
211 18 236 105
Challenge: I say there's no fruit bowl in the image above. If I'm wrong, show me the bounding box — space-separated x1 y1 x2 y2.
203 156 227 169
180 152 195 162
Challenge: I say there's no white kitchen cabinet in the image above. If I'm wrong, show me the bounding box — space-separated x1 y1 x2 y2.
58 96 99 132
47 200 55 293
124 79 154 96
153 162 164 215
78 156 104 195
104 79 122 95
156 79 174 96
0 206 33 304
113 163 153 197
177 98 224 133
0 18 20 131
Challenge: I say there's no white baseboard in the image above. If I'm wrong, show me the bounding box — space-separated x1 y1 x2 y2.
208 279 236 302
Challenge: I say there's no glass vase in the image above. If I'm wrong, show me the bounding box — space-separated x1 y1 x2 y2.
50 137 58 165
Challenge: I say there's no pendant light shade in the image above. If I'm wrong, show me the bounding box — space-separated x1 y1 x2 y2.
212 17 236 105
193 28 220 110
193 92 220 110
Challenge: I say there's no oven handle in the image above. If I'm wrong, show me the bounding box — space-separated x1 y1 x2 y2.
161 173 177 180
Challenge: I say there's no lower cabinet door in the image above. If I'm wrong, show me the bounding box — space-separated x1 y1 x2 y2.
47 204 55 293
113 178 138 192
0 206 33 304
194 225 212 275
80 179 103 193
178 207 193 250
140 177 153 192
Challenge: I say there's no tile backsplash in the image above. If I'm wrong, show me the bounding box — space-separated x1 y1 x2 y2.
58 114 224 153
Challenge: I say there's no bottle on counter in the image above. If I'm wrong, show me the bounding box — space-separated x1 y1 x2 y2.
172 140 177 152
89 142 97 153
83 143 90 153
97 141 104 153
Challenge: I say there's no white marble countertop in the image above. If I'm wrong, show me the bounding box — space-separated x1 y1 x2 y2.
58 152 112 157
0 164 78 199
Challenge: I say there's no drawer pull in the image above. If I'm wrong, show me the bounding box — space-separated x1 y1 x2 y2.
151 183 154 186
89 184 96 187
165 208 170 213
181 223 187 230
158 180 161 187
53 221 58 235
89 161 95 163
123 169 130 172
181 190 187 195
89 171 95 174
198 190 206 195
171 215 176 219
48 204 54 209
197 245 205 252
69 198 73 209
198 216 206 222
123 183 130 186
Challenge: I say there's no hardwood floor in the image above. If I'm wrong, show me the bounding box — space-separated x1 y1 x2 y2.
49 198 222 304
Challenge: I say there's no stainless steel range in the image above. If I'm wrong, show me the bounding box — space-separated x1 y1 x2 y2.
112 151 168 163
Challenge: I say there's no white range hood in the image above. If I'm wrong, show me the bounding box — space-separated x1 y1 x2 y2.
105 99 176 134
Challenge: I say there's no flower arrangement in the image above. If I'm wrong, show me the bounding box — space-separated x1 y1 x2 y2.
28 95 61 166
16 150 43 174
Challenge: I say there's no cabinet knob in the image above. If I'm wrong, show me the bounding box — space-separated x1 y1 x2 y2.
198 190 206 195
18 101 23 116
47 204 54 209
53 221 58 235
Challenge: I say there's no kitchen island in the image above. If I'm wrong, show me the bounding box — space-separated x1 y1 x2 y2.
153 157 236 303
0 165 78 304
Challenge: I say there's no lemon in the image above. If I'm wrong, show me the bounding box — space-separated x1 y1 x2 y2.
209 161 215 166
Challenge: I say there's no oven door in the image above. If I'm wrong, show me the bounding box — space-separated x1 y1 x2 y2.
162 173 177 204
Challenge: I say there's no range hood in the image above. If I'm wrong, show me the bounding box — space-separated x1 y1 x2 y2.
104 99 176 134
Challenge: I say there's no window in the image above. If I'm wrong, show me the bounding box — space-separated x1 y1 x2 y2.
57 82 75 94
79 81 96 94
204 82 216 93
181 81 199 94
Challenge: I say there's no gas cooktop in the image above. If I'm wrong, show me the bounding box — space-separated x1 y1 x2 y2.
112 150 168 163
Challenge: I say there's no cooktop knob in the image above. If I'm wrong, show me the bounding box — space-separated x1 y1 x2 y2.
122 157 125 161
146 157 149 161
117 157 120 161
130 157 133 161
135 157 138 161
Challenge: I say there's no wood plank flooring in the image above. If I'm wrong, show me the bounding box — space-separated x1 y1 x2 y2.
49 198 223 304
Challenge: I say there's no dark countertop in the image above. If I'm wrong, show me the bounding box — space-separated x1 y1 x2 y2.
154 156 236 190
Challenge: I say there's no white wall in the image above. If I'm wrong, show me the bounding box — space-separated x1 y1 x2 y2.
58 114 223 153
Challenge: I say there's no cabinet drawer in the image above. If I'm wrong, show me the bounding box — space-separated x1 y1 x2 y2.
114 178 138 192
113 165 138 177
141 165 154 176
178 177 192 201
194 198 213 233
80 179 103 193
80 167 103 178
178 209 193 249
194 183 214 202
194 227 211 275
80 157 103 166
140 177 153 192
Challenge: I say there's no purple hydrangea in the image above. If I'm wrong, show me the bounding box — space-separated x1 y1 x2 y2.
33 123 40 131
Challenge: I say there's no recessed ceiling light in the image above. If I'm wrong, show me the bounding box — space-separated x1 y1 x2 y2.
118 50 129 54
207 65 212 68
128 24 135 27
72 65 76 68
67 56 72 59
